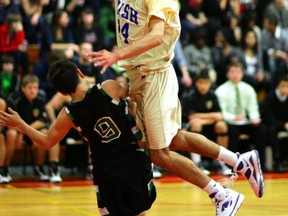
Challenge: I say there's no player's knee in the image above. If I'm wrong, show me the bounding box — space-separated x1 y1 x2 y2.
149 148 169 167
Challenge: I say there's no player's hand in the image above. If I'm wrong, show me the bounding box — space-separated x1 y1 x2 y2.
88 50 120 74
0 107 23 128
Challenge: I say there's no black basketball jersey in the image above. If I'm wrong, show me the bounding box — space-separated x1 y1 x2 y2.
65 84 142 166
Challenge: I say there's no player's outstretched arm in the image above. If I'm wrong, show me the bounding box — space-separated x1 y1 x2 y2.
0 107 72 149
88 16 165 74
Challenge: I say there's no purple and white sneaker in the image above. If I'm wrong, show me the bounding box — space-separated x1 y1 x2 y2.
210 187 244 216
233 150 264 198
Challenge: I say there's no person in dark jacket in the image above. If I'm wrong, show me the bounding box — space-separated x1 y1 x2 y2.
262 75 288 172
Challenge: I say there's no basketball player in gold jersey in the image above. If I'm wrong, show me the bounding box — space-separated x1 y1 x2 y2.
88 0 264 215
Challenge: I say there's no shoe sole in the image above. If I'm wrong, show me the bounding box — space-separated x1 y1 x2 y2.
251 150 264 198
230 193 245 216
50 178 62 183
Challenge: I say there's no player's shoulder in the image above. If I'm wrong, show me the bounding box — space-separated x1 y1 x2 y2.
101 80 128 99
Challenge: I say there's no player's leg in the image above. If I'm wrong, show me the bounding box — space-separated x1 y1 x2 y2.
187 118 211 175
149 148 244 215
128 67 248 214
171 130 264 198
146 68 262 198
95 185 110 216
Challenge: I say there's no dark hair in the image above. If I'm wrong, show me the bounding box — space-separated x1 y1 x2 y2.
276 75 288 87
264 13 279 26
189 27 207 45
196 68 210 82
241 29 258 53
47 59 80 94
81 6 95 15
240 10 257 32
6 13 22 30
0 54 14 67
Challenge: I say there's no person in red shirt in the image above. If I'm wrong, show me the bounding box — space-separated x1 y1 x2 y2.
0 13 29 75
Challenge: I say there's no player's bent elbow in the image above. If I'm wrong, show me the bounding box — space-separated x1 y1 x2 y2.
153 34 163 46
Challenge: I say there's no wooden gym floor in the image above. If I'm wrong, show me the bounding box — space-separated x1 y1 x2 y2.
1 170 288 216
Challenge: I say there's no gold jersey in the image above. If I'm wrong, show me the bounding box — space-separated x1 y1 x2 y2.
115 0 181 73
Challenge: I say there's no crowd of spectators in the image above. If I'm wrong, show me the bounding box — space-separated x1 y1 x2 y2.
0 0 288 184
176 0 288 174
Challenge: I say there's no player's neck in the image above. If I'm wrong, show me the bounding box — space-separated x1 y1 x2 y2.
70 82 89 102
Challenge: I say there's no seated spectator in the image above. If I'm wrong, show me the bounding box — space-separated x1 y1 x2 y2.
262 13 288 86
64 0 85 26
0 55 19 179
181 69 232 176
183 27 216 84
0 0 20 25
32 49 66 101
99 0 116 50
239 29 271 94
215 62 267 169
0 13 29 75
201 0 234 45
64 0 102 25
225 14 242 47
211 28 242 86
3 74 54 182
73 42 116 83
262 75 288 172
40 9 79 61
178 0 208 44
264 0 288 30
0 54 20 100
0 97 7 183
255 0 271 27
74 7 103 51
0 54 19 179
172 39 193 97
20 0 50 44
240 10 262 47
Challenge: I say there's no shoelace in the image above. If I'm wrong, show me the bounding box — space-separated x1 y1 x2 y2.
217 172 239 189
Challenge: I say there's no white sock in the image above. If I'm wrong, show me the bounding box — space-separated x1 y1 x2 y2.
191 153 201 164
203 179 224 195
217 146 238 167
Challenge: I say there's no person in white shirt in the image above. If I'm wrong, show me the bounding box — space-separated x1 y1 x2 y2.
215 61 267 170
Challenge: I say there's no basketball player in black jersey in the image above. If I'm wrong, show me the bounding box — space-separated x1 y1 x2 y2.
0 59 156 216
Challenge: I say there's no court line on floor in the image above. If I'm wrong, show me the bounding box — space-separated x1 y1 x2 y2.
43 197 96 216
